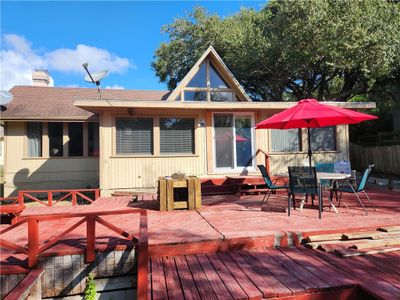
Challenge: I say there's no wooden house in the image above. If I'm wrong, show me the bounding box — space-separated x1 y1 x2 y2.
1 46 375 196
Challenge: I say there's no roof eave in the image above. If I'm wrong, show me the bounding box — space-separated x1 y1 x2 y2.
73 100 376 111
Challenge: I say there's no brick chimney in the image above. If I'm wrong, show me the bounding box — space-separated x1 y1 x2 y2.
32 70 50 86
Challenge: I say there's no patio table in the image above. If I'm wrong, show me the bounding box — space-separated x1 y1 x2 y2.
317 172 351 213
274 172 351 213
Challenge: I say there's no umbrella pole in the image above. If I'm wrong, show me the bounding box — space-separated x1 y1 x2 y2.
307 127 312 167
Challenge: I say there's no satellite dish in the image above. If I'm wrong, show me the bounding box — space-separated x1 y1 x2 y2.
82 63 109 99
84 70 109 85
0 90 14 111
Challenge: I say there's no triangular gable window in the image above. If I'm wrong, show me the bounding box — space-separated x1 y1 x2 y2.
210 63 228 88
187 62 207 88
180 59 237 102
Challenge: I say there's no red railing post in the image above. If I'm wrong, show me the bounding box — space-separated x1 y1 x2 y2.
72 191 77 206
48 191 53 207
137 211 149 300
28 218 39 268
95 189 100 200
18 192 24 205
86 215 96 263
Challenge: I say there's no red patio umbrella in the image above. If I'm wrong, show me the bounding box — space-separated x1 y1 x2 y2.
256 98 378 167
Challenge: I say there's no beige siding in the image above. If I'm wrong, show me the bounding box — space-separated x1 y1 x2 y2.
4 122 99 196
100 110 206 195
100 108 350 195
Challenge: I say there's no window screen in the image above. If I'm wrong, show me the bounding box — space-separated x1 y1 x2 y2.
48 122 63 157
271 129 301 152
27 122 42 157
88 122 99 156
310 126 336 151
160 118 194 154
116 118 153 154
68 123 83 156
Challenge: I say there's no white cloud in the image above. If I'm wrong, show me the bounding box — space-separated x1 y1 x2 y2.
104 84 125 90
0 34 133 90
46 44 133 74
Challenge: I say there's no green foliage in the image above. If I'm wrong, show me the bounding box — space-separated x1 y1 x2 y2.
152 0 400 105
84 273 96 300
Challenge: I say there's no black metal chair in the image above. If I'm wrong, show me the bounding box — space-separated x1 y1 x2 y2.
288 166 322 219
257 165 287 206
330 164 375 215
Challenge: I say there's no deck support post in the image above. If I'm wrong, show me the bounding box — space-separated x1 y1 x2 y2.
48 191 53 207
137 212 149 300
86 216 96 263
72 192 77 206
28 218 39 268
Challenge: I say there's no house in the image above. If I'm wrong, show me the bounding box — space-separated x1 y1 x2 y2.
1 46 375 196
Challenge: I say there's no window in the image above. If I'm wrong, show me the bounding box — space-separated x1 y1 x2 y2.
160 118 194 154
214 114 254 169
271 129 301 152
88 122 99 156
182 60 237 102
187 63 207 87
48 122 63 157
310 126 336 151
184 91 207 101
116 118 153 154
27 122 42 157
68 123 83 156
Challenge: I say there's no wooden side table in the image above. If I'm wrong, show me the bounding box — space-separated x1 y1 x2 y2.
158 176 201 211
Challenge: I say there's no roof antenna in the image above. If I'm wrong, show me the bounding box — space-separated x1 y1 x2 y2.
82 63 109 100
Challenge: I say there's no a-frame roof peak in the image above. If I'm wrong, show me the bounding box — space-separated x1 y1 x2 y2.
167 46 251 102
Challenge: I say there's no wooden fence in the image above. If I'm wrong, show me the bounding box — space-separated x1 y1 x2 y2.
350 143 400 176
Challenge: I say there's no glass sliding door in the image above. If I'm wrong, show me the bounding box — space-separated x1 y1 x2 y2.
214 114 234 168
235 116 252 167
213 113 254 171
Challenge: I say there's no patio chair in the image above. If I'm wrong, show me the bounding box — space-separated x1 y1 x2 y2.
257 165 287 206
288 166 322 219
313 162 335 204
330 164 375 215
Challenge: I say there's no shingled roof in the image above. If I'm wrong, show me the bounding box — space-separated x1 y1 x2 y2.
2 86 170 120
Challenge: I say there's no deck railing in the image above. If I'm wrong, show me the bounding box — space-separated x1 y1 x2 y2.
0 208 149 299
17 188 100 207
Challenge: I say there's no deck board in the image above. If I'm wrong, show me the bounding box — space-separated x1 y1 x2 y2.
196 253 233 299
174 256 201 300
163 256 184 300
149 248 400 299
150 257 168 300
241 250 293 297
185 255 218 300
217 252 262 300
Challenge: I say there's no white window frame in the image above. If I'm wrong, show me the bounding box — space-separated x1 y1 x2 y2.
212 112 256 173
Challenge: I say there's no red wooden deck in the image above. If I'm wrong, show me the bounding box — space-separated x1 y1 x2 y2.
1 188 400 298
150 247 400 299
1 188 400 262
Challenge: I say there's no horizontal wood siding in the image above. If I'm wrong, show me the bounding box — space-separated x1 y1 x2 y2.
4 122 99 196
100 110 206 194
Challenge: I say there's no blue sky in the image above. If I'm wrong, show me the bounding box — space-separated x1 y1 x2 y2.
1 1 265 91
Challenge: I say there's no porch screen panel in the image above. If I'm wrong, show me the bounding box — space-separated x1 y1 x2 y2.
271 129 300 152
116 118 153 154
27 122 42 157
48 122 63 157
88 122 99 156
310 126 336 151
160 118 194 154
68 122 83 156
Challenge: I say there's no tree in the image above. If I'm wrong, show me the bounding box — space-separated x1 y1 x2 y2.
152 0 400 104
